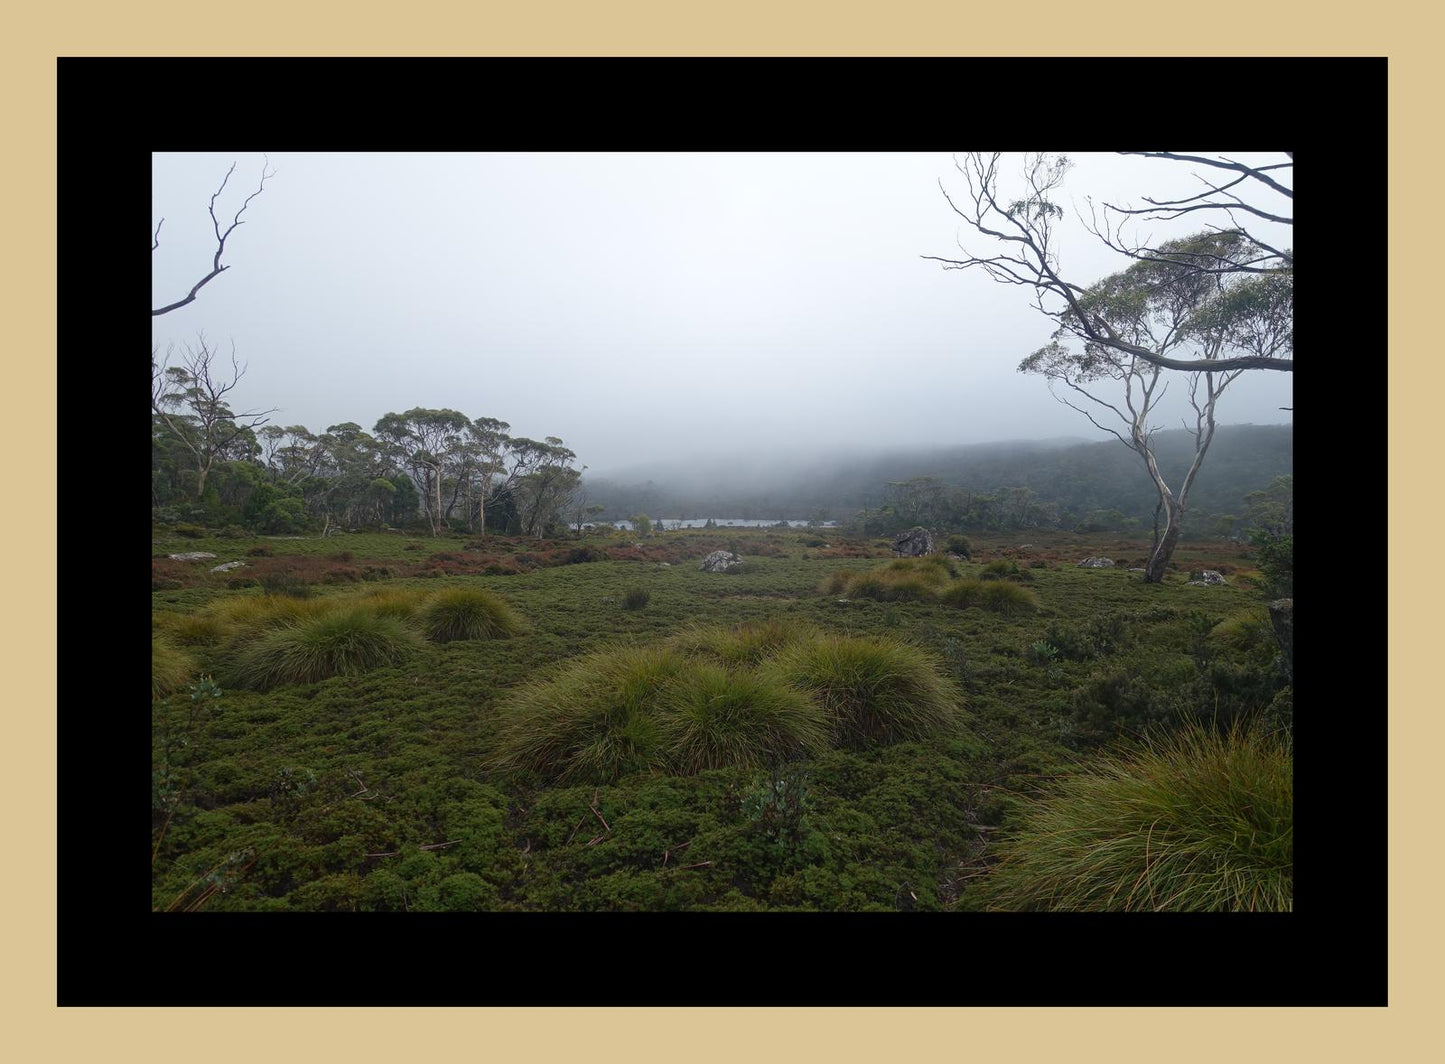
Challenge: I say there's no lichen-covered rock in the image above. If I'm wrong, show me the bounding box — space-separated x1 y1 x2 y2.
1077 557 1115 568
168 552 218 562
892 527 935 557
1187 570 1228 586
699 550 743 573
210 561 247 573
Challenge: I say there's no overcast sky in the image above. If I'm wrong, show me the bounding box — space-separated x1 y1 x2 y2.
151 152 1293 477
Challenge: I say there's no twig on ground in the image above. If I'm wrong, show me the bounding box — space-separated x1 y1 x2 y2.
662 839 693 867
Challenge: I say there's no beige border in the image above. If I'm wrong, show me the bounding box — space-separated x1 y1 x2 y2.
7 5 1431 1061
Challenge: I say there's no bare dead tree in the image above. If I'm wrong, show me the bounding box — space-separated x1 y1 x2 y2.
152 157 276 318
923 152 1292 374
151 335 278 500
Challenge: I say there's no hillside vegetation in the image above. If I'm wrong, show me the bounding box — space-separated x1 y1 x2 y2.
152 525 1292 912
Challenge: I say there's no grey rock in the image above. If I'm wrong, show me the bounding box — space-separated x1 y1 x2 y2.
699 550 743 573
210 561 247 573
892 527 935 557
168 552 218 562
1077 557 1115 568
1187 570 1228 586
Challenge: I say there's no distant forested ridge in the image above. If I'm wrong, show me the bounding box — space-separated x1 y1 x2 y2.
586 424 1291 538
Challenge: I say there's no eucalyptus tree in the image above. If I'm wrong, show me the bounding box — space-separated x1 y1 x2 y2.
1018 229 1288 581
463 416 513 534
507 437 583 537
928 153 1291 581
926 152 1292 376
150 336 275 501
373 408 472 536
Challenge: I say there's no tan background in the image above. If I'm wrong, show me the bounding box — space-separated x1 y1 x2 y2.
4 5 1430 1059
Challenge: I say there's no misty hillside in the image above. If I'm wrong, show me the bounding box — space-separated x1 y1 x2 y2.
585 423 1291 532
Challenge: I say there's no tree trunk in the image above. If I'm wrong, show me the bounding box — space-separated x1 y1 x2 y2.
1144 500 1182 583
434 469 443 537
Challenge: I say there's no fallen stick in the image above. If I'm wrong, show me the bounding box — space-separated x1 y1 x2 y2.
419 840 459 851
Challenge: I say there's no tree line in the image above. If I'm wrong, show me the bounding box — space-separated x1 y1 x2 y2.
152 343 585 537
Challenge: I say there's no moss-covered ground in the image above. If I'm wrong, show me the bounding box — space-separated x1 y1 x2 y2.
151 526 1283 911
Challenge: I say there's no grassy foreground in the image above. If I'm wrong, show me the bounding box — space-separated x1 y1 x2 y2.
151 526 1290 911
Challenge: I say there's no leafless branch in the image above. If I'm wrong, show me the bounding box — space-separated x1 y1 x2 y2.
1117 152 1293 200
152 156 276 317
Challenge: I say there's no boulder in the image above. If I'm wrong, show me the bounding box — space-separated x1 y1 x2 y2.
1077 557 1115 568
1186 570 1228 586
892 527 935 557
699 550 743 573
168 552 218 562
210 561 247 573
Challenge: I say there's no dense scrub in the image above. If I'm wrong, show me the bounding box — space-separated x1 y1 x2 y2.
152 527 1291 912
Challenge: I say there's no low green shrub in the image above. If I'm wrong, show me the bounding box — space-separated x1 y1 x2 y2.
1069 667 1164 738
772 634 963 749
423 587 522 643
945 534 972 558
622 587 651 611
258 572 312 598
1045 613 1130 660
434 872 499 911
232 610 423 690
983 724 1292 911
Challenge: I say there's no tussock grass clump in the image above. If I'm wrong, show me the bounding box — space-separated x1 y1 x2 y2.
207 594 337 636
351 587 429 622
662 663 830 774
984 724 1292 911
886 554 959 579
978 580 1038 615
622 587 651 610
422 587 522 643
940 578 1038 615
488 645 690 785
168 612 229 646
773 635 963 748
232 609 422 690
669 618 821 669
1209 607 1275 657
152 636 197 700
938 579 984 610
823 556 956 602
